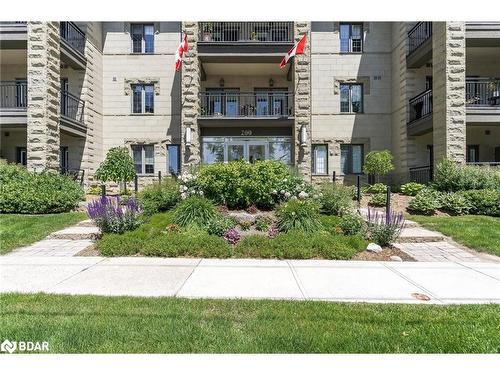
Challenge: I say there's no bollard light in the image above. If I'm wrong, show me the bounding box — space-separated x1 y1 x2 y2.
300 125 307 147
185 127 192 147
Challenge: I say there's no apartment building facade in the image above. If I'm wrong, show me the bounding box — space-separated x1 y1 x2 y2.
1 21 499 186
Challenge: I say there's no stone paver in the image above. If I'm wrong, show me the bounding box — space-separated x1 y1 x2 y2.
396 227 445 242
47 225 100 240
6 239 94 257
393 241 482 262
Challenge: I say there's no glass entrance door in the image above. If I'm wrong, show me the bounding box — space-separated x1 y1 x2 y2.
227 142 245 162
248 142 266 163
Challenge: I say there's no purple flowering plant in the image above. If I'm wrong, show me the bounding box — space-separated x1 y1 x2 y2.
366 207 405 247
87 196 142 234
223 228 241 245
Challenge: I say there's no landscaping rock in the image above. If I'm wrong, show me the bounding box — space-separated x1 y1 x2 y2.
228 212 256 224
366 243 382 253
390 255 403 262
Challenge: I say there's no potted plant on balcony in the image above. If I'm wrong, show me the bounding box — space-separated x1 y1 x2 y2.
487 80 500 105
203 23 213 42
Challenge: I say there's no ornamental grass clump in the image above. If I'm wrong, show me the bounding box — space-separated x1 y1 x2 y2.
173 195 218 228
276 199 322 233
87 196 142 234
366 207 405 247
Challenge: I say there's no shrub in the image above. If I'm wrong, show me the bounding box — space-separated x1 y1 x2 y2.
87 185 101 195
366 183 387 194
188 160 313 209
369 193 387 207
173 196 218 227
400 182 426 196
87 196 142 234
339 213 365 236
0 161 84 214
318 183 355 216
363 150 394 182
276 199 322 233
206 215 236 236
433 159 500 192
366 208 405 247
461 189 500 216
255 216 272 231
407 188 443 215
95 147 136 192
440 192 471 216
138 179 181 216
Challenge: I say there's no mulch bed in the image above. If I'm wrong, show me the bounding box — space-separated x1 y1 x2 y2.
352 247 416 262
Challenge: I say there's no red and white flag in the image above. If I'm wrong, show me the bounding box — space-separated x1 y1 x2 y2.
175 33 189 71
279 34 307 69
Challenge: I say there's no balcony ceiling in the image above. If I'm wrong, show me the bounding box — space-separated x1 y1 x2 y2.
202 62 288 76
0 49 26 64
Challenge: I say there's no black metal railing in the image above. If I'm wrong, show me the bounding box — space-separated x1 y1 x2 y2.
59 167 85 186
409 165 432 184
200 91 294 118
198 22 293 42
0 21 27 27
60 22 86 57
407 22 432 56
466 79 500 106
0 81 27 109
61 91 85 126
466 162 500 167
409 89 433 124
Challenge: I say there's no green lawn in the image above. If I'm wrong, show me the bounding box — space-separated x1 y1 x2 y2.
409 215 500 257
1 293 499 353
0 212 87 254
96 212 366 259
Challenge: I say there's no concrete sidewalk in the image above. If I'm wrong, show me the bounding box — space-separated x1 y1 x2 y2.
1 256 500 304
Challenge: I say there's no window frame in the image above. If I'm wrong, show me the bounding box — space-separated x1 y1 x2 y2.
131 84 154 114
167 144 181 176
16 146 27 166
131 144 155 175
340 83 364 114
131 23 155 54
339 23 363 53
340 144 364 175
312 144 328 175
466 145 480 163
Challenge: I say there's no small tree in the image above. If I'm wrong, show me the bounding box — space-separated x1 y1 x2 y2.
95 147 136 193
363 150 394 183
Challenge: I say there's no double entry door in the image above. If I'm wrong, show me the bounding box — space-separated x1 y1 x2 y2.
227 140 267 163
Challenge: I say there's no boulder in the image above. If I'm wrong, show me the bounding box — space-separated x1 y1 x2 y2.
390 255 403 262
366 243 383 253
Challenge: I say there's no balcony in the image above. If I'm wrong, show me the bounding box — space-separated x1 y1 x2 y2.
466 22 500 47
0 21 27 48
197 22 294 62
0 81 27 125
60 22 86 69
466 79 500 123
407 89 433 136
407 22 433 68
60 90 86 135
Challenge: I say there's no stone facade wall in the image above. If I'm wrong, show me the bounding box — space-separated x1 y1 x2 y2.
432 22 466 164
181 21 200 168
26 21 60 172
294 22 312 179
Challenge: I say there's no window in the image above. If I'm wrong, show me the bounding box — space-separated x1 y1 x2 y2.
466 145 479 163
340 83 363 113
340 23 363 53
341 144 363 175
132 145 155 174
312 145 328 175
16 147 27 166
167 144 180 176
131 24 154 53
132 84 154 114
60 146 69 172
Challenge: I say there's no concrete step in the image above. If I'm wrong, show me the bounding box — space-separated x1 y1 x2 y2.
47 225 100 240
75 219 96 227
395 227 445 243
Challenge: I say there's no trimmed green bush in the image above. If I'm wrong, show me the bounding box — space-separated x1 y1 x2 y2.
173 196 218 227
206 215 236 236
276 199 322 233
318 183 355 216
433 159 500 192
369 193 387 207
363 150 394 182
0 161 84 214
400 182 426 196
255 216 272 231
138 179 181 216
407 188 443 215
339 213 365 236
95 147 136 191
366 183 387 194
440 192 471 216
461 189 500 217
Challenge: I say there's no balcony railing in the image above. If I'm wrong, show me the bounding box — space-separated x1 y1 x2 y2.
60 22 86 57
61 90 85 126
200 91 294 118
466 162 500 167
198 22 293 43
407 22 432 56
409 89 433 124
466 79 500 106
0 81 27 109
0 21 27 27
409 165 432 184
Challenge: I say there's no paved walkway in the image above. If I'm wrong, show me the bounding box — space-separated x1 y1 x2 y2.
1 256 500 304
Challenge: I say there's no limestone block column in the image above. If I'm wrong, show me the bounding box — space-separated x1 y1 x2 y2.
293 22 312 179
432 22 466 165
26 21 61 172
181 22 201 168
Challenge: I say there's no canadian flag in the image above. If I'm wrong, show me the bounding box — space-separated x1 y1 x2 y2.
175 33 189 71
279 34 307 69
